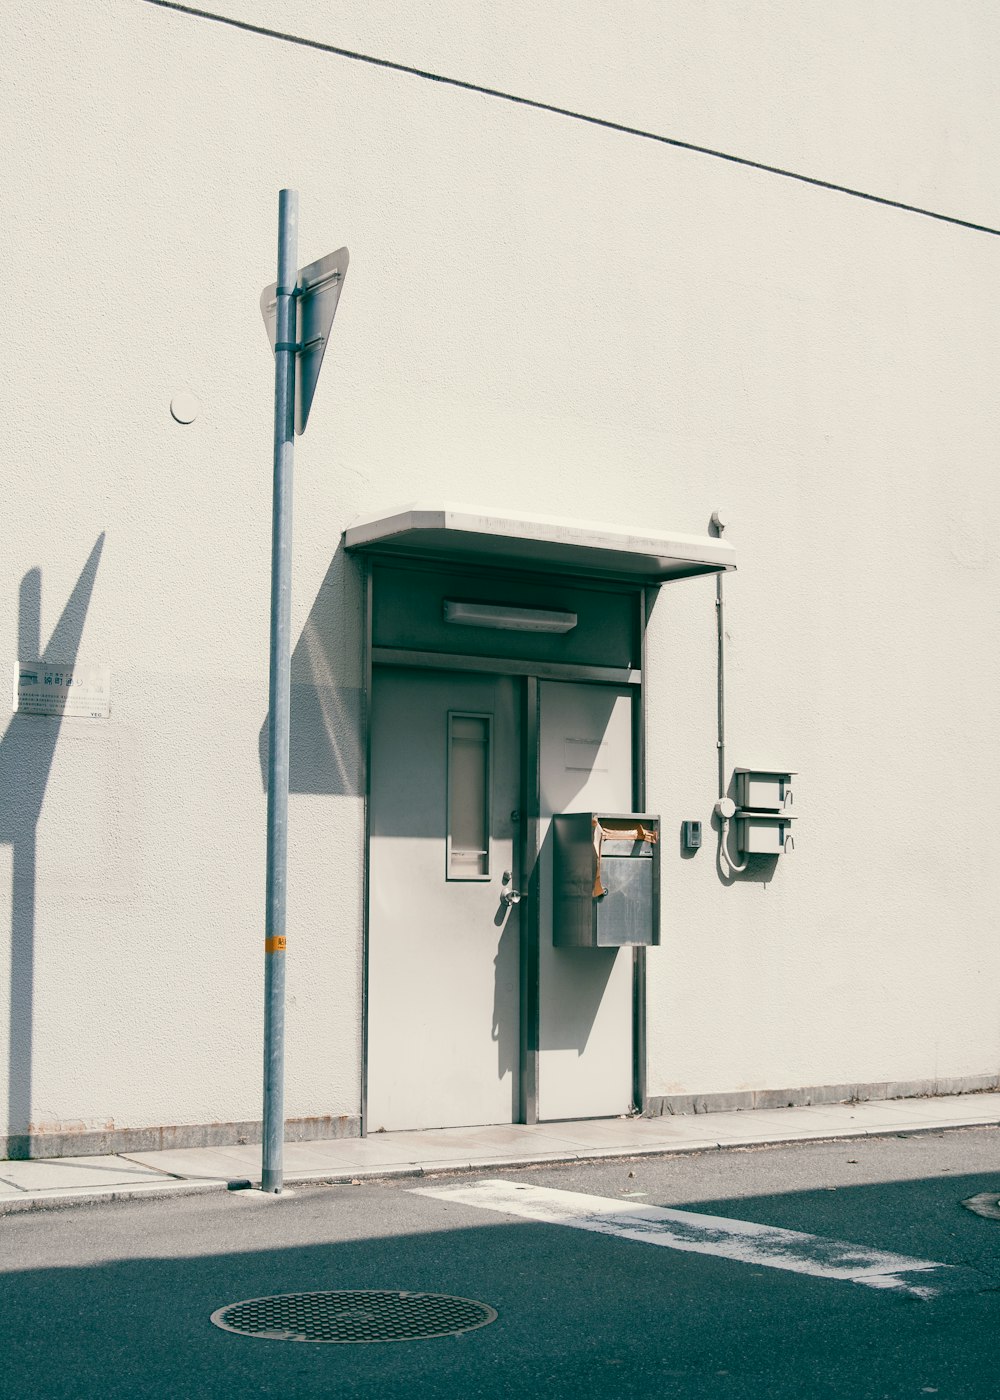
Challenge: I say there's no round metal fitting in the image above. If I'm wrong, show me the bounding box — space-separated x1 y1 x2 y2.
210 1290 498 1344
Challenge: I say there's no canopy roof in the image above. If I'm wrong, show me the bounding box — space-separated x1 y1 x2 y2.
344 503 735 584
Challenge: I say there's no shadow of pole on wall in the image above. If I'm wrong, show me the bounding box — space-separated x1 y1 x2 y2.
257 547 363 798
2 535 105 1159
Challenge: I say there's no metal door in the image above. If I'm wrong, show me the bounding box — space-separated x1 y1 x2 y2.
367 669 521 1131
537 681 635 1119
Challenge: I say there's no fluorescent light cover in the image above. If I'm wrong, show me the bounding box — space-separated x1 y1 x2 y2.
443 601 577 633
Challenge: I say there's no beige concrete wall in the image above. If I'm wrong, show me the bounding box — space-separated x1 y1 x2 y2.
2 0 998 1145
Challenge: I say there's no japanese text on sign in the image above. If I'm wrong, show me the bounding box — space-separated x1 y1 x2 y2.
14 664 111 718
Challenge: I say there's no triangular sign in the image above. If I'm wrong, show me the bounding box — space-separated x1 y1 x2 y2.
260 247 349 434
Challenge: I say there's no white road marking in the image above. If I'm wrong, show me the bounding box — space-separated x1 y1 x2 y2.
414 1179 983 1299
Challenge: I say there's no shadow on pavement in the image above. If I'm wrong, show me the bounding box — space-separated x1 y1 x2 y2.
2 1170 1000 1399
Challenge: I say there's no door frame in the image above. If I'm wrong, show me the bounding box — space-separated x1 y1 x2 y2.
360 557 649 1134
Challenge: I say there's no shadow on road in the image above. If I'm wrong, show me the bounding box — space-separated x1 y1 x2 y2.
3 1166 1000 1399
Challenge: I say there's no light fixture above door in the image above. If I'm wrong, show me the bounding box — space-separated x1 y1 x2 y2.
443 600 578 633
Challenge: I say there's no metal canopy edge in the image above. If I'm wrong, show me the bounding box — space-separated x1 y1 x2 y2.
343 504 736 584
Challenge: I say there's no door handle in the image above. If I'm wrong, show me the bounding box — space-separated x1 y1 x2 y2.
501 871 523 906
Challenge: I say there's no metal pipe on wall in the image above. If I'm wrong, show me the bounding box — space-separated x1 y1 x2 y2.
715 570 726 801
712 510 727 800
711 510 749 875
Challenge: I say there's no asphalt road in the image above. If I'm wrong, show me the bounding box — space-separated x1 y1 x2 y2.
3 1127 1000 1399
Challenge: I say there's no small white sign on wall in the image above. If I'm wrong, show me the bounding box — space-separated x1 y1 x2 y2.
13 664 111 718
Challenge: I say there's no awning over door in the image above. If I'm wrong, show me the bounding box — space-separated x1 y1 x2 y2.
344 503 735 583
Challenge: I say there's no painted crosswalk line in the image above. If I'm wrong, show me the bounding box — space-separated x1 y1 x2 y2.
414 1179 986 1299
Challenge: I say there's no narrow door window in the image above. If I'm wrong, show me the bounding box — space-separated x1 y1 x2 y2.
447 712 493 879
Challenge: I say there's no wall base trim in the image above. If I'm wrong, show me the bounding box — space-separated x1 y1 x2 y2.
1 1114 361 1162
645 1073 1000 1118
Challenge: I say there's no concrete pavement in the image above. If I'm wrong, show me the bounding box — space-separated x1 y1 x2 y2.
2 1091 998 1212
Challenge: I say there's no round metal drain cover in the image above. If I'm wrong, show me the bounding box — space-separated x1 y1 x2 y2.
210 1290 497 1344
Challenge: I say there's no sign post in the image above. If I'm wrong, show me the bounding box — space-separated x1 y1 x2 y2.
260 191 348 1192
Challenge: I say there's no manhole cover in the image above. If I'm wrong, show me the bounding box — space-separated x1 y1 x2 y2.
210 1290 497 1344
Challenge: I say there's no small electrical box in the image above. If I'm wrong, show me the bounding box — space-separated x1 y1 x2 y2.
734 769 795 812
682 820 702 851
733 768 797 856
553 812 660 948
736 812 795 855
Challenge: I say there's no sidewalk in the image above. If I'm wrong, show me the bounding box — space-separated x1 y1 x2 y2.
2 1092 998 1213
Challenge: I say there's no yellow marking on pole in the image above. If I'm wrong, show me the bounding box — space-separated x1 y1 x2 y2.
265 935 287 953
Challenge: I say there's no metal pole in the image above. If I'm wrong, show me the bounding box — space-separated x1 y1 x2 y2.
262 188 298 1193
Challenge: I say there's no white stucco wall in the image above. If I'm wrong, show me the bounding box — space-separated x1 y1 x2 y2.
3 0 999 1145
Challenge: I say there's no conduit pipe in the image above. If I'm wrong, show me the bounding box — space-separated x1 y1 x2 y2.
711 511 749 875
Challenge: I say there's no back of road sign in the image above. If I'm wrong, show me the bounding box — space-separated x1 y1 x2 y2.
260 247 349 434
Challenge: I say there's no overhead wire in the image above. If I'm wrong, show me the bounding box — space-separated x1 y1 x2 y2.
145 0 1000 241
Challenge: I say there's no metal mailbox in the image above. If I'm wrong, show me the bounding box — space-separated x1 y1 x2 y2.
553 812 660 948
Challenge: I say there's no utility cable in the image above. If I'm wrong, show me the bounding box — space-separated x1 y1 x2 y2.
144 0 1000 242
717 814 750 876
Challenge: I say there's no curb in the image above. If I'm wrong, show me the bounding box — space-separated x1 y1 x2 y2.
0 1178 229 1215
222 1121 1000 1191
3 1118 997 1213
